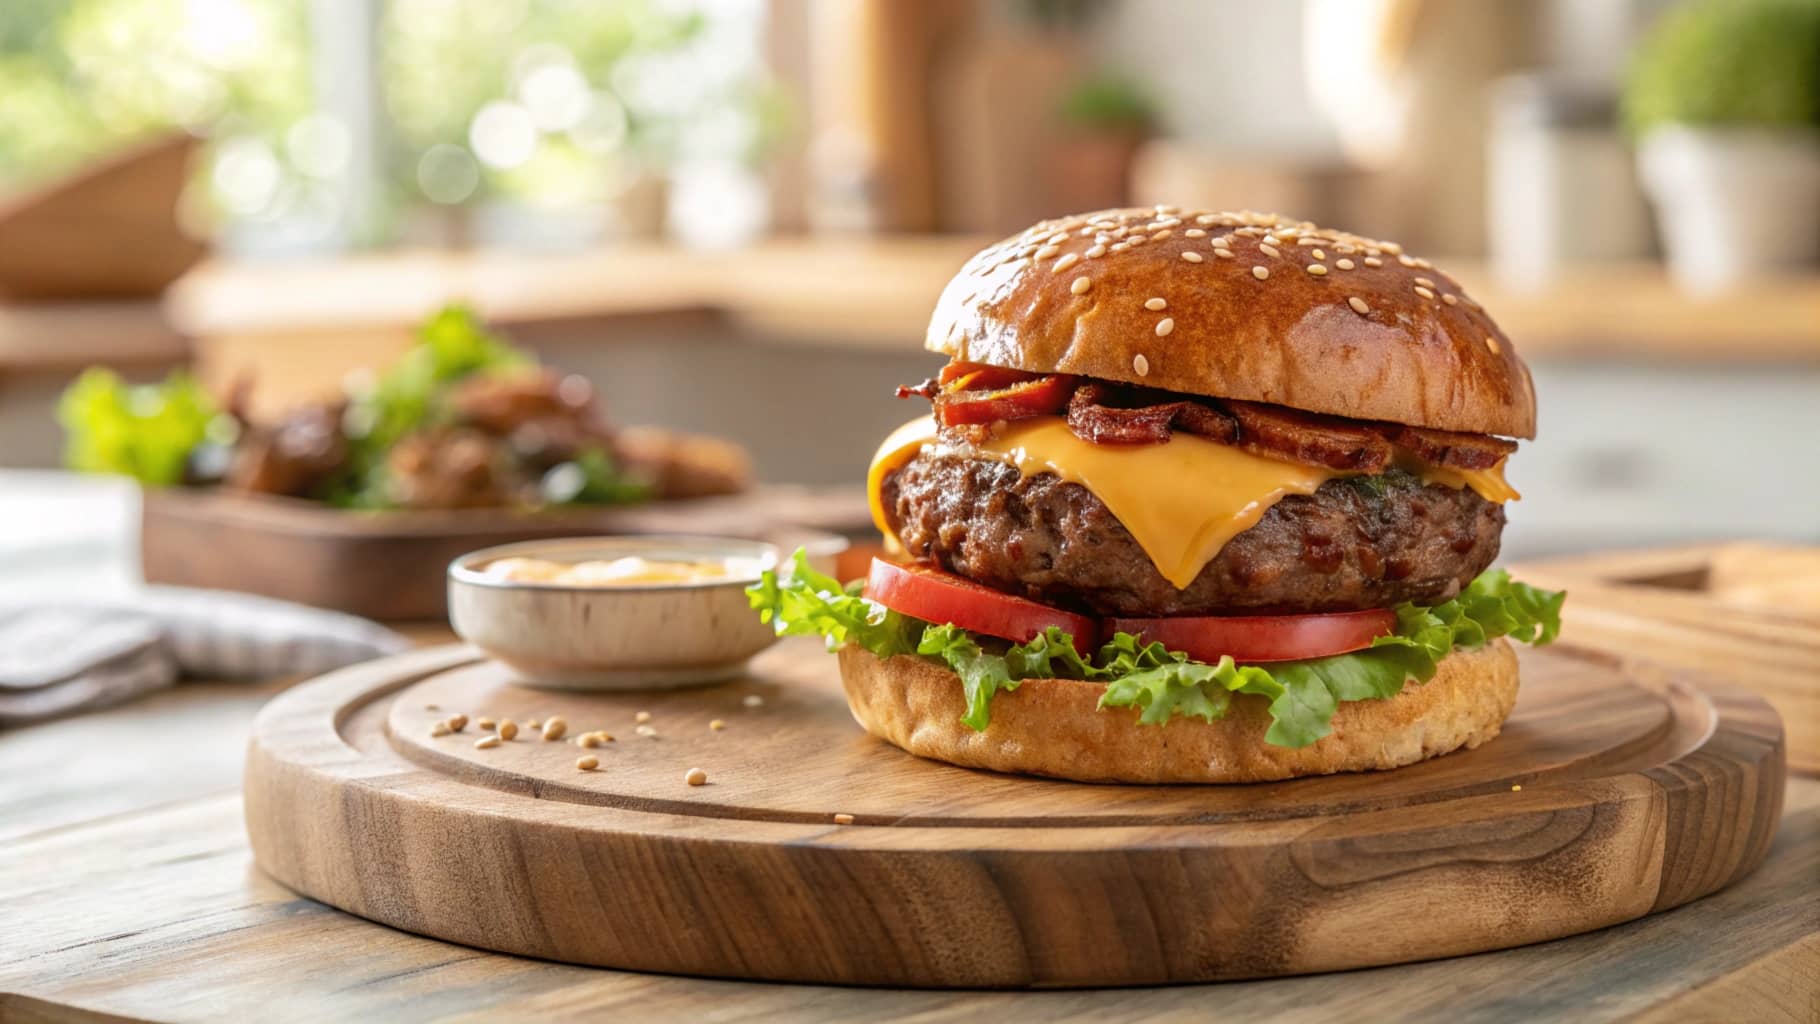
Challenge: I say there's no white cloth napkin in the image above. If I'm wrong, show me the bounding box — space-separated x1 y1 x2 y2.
0 587 409 727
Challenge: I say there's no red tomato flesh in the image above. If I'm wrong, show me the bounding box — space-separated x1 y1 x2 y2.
1107 608 1398 664
936 374 1076 426
865 559 1099 655
937 361 1035 389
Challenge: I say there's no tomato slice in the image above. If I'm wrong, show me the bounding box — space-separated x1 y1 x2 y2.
936 374 1076 426
1107 608 1397 664
865 559 1099 654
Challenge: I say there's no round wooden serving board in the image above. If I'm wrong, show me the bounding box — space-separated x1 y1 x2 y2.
244 639 1785 988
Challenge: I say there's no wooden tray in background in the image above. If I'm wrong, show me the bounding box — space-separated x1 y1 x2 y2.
1512 542 1820 774
141 485 871 621
244 640 1784 988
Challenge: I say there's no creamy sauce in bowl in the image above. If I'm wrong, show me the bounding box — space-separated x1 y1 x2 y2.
481 554 767 587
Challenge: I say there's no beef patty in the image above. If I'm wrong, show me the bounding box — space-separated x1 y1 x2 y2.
882 450 1504 616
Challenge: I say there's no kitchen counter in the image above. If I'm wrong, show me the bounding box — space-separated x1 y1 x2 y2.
1 472 1815 1021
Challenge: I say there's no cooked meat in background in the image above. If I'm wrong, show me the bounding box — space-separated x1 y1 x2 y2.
882 450 1504 616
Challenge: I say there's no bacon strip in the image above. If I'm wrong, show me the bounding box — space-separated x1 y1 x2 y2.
1065 382 1236 446
1380 424 1516 471
1224 401 1394 472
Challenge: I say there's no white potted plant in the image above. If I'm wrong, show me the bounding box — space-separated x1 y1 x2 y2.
1625 0 1820 294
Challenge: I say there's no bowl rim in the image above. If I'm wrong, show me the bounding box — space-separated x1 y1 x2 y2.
448 534 784 594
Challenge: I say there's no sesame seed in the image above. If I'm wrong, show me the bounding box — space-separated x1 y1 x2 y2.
1336 258 1355 270
1127 234 1147 245
1196 214 1218 225
1133 353 1151 376
1442 293 1458 306
446 714 468 732
1307 264 1328 276
1154 318 1175 338
1110 242 1130 253
541 717 567 741
710 719 726 731
1252 266 1270 280
1047 231 1069 244
1034 245 1059 260
1185 228 1206 238
1070 276 1092 295
578 733 601 748
743 694 764 708
1312 249 1326 260
1151 229 1172 241
576 756 599 771
1259 244 1281 259
474 735 501 750
635 711 652 724
1486 336 1502 354
430 722 451 738
1414 285 1435 299
1085 244 1107 258
1399 255 1418 267
1364 257 1383 267
1348 296 1370 315
685 767 708 787
424 704 440 712
524 719 540 730
1181 251 1203 263
1144 297 1167 311
1262 235 1281 246
1297 237 1320 246
1511 784 1522 792
833 813 855 825
476 717 495 731
635 724 657 737
1053 253 1080 273
1414 277 1436 288
947 324 964 345
1214 248 1234 258
497 719 518 741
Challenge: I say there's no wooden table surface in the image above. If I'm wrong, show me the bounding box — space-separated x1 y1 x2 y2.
2 481 1815 1021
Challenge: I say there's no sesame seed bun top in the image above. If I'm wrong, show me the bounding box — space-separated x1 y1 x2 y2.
925 207 1537 439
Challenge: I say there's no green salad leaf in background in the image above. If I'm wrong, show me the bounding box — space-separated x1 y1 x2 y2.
748 551 1566 749
57 368 233 487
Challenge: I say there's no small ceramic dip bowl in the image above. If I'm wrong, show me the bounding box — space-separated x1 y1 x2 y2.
448 535 787 690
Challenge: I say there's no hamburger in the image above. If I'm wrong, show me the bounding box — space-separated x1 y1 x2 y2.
751 208 1565 783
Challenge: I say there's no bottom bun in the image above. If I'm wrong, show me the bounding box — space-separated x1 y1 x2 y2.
837 639 1519 784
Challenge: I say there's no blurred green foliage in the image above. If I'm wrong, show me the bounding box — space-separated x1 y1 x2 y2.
57 368 230 486
1058 73 1158 132
1623 0 1820 136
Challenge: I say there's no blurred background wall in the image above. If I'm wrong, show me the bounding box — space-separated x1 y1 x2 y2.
2 0 1817 559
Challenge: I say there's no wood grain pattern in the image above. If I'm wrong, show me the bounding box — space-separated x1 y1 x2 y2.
242 638 1786 988
140 486 867 619
1513 543 1820 774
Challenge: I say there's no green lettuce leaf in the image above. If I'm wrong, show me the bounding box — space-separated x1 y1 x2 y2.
58 369 229 486
746 554 1565 749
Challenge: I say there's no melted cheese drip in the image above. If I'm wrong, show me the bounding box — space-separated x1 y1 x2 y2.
866 416 1518 590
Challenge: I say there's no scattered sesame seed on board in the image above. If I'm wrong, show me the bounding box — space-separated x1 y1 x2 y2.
1364 257 1383 267
446 714 467 732
1154 318 1174 338
1144 297 1166 311
524 719 540 730
1336 258 1355 270
1414 285 1435 299
685 768 709 787
635 710 652 724
710 719 726 731
541 717 567 741
576 756 600 771
1252 266 1269 280
1053 252 1080 273
474 735 501 750
430 722 451 738
1511 784 1522 792
1133 354 1150 376
1349 297 1370 315
1259 243 1281 259
577 733 601 749
1307 264 1328 276
743 694 764 708
1180 251 1203 263
477 717 495 731
497 719 518 741
1071 276 1092 295
833 813 855 826
636 724 657 737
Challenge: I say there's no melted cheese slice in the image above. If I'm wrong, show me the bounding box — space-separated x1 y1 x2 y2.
866 416 1518 590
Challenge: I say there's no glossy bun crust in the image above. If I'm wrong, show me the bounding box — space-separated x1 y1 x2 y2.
927 208 1536 439
837 639 1519 784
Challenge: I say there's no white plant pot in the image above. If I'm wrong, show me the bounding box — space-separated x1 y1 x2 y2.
1638 127 1820 294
